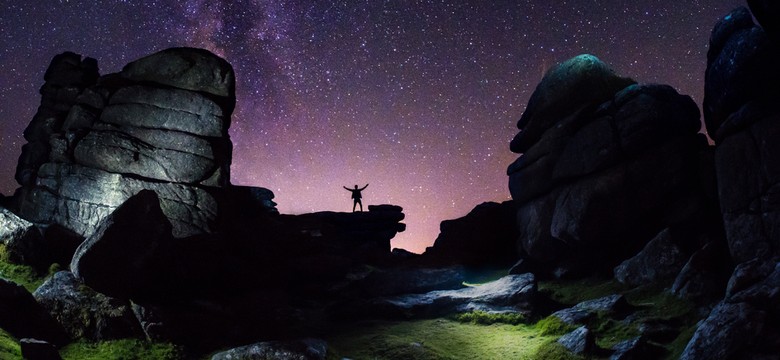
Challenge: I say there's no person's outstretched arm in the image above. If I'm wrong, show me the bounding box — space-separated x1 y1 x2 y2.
360 184 369 190
343 186 351 191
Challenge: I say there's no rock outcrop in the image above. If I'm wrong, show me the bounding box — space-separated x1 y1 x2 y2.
507 54 715 275
422 201 518 267
13 48 236 239
705 6 780 264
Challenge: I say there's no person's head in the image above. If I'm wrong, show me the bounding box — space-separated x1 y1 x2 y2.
354 185 358 189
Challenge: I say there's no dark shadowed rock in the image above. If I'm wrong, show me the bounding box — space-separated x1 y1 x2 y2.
352 266 466 297
614 229 688 286
34 271 144 340
680 302 766 360
507 57 709 275
422 201 518 267
38 225 84 270
671 241 731 302
15 52 98 187
121 47 235 102
20 339 62 360
70 190 173 299
210 338 328 360
682 261 780 359
557 326 594 355
704 8 780 137
610 336 666 360
372 274 536 318
0 279 69 346
511 54 635 153
748 0 780 41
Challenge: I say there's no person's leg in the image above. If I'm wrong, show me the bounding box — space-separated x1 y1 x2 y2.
353 201 357 212
358 200 363 212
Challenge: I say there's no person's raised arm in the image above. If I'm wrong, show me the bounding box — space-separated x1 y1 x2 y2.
360 184 369 191
343 186 351 191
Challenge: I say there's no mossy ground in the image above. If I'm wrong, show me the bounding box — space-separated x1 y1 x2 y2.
0 328 21 360
59 340 182 360
0 244 49 292
325 318 557 360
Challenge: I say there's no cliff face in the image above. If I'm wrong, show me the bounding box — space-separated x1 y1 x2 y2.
13 48 237 238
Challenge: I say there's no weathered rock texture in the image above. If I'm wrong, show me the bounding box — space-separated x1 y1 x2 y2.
34 271 143 341
704 6 780 264
507 54 715 274
13 48 237 238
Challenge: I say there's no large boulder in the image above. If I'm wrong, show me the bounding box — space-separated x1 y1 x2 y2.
507 55 711 275
13 47 235 239
70 190 173 299
704 7 780 263
0 279 69 346
33 271 144 340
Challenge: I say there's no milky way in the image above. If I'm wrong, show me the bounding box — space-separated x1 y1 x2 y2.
0 0 745 253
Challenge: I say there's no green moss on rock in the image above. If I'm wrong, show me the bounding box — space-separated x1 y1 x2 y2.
60 339 181 360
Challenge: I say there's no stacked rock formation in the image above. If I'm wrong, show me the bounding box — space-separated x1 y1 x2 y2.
507 54 712 274
680 4 780 359
13 48 237 237
704 5 780 264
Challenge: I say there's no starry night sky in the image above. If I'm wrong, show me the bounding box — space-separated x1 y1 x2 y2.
0 0 745 253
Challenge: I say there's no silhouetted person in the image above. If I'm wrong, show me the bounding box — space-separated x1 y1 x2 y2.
344 184 368 212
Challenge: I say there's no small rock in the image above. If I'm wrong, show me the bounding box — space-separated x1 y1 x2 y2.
20 339 62 360
210 338 328 360
557 326 594 355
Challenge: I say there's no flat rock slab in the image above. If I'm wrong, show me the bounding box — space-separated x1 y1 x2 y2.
375 274 536 318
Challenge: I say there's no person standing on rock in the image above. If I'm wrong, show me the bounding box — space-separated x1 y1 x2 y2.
344 184 369 212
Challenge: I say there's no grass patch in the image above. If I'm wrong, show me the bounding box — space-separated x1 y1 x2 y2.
531 340 586 360
0 244 47 292
535 316 577 337
456 311 526 325
326 318 557 360
60 339 181 360
591 314 639 349
0 328 21 360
